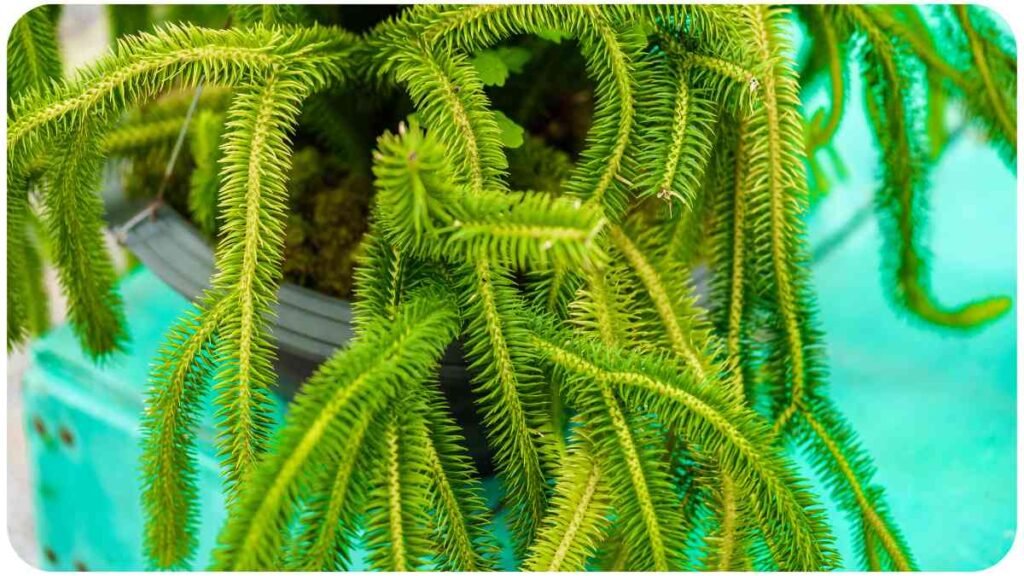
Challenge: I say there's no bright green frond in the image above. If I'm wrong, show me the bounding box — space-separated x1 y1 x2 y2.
372 122 461 255
840 4 1012 330
558 5 644 219
449 188 606 271
794 396 916 571
383 42 508 194
525 429 612 572
284 402 374 571
458 258 553 547
633 51 717 211
364 395 435 571
7 5 63 103
8 23 353 154
703 117 754 398
352 228 434 332
529 322 838 571
418 381 500 571
6 4 61 350
207 75 309 492
372 123 606 270
141 297 225 569
950 5 1016 160
211 290 458 570
41 123 126 357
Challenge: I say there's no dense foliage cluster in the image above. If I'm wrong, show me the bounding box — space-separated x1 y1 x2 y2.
6 4 1015 571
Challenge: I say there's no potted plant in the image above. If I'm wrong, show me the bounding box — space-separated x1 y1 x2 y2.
6 3 1014 572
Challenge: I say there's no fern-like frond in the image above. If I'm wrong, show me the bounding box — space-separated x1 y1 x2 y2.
609 225 716 383
571 259 641 347
524 429 612 572
19 209 51 337
690 466 752 570
211 290 458 570
734 5 820 433
383 41 507 194
418 381 500 571
703 117 753 397
634 51 717 211
802 6 849 153
855 5 1015 166
458 258 553 547
529 322 838 571
794 395 916 571
375 4 643 217
449 189 606 271
364 395 435 571
371 123 461 254
558 5 643 219
951 5 1016 158
352 228 432 332
372 123 606 271
7 5 63 103
41 123 126 356
207 75 309 492
141 298 226 569
7 4 61 349
525 266 585 321
884 5 952 161
839 5 1012 330
8 23 353 154
585 390 685 571
285 410 374 571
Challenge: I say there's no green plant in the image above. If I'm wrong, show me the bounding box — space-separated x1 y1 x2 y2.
6 3 1015 571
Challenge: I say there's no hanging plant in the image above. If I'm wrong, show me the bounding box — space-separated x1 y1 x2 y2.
6 3 1015 571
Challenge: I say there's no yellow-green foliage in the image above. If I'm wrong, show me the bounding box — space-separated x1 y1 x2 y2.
7 3 1015 572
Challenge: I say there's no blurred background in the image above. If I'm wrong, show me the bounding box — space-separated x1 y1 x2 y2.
5 4 1017 571
7 5 109 566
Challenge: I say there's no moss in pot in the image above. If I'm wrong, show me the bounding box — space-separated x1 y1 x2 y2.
7 3 1016 572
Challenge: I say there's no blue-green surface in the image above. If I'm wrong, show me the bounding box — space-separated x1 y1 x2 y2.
20 52 1016 576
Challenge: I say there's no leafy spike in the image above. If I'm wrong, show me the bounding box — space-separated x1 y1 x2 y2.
525 429 612 572
529 320 838 571
364 396 435 571
41 123 127 356
141 299 225 568
458 258 552 546
840 5 1012 330
418 381 500 571
208 75 308 491
212 291 458 570
7 5 63 102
